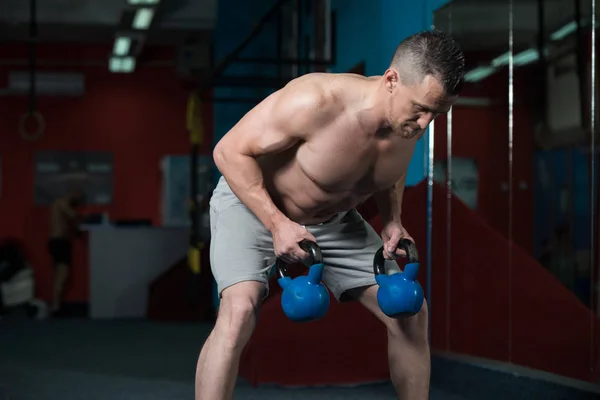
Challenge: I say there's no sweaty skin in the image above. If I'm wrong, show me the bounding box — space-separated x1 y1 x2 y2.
214 72 452 228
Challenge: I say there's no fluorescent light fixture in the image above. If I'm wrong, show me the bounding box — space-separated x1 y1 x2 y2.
113 37 131 56
491 52 510 67
109 57 136 73
464 66 496 82
513 49 539 66
133 8 155 29
128 0 160 5
550 21 577 41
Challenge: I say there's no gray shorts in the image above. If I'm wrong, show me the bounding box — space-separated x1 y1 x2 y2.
209 177 399 302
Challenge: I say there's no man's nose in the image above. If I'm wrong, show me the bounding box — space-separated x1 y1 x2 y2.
418 113 435 130
417 117 430 130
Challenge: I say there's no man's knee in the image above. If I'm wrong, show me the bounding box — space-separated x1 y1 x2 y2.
386 299 429 344
215 281 265 348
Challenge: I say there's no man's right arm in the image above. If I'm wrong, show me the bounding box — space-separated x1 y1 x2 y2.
213 81 333 232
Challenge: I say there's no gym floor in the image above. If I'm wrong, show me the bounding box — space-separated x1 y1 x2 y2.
0 319 597 400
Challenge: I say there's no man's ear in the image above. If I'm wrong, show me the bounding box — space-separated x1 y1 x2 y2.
384 69 399 93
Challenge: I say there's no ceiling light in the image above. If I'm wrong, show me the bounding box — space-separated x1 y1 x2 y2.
109 57 136 73
513 49 539 66
128 0 160 5
133 8 155 30
550 21 577 41
491 52 510 68
464 66 496 82
113 37 131 56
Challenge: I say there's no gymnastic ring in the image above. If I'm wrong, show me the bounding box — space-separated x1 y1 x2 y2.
19 110 45 141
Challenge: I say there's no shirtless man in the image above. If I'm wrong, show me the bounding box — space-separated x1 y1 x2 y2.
198 30 465 399
48 189 85 314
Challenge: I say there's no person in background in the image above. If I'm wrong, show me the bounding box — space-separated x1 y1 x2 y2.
48 189 86 316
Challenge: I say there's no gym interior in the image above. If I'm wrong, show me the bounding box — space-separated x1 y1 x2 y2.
0 0 599 398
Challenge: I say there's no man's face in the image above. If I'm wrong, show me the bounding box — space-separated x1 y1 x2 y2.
386 71 457 139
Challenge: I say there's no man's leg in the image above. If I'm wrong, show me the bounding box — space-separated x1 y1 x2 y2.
197 177 274 400
350 286 430 399
195 281 264 400
311 209 429 399
48 239 71 314
51 262 69 313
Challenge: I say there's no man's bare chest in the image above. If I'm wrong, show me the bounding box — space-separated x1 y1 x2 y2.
296 130 407 194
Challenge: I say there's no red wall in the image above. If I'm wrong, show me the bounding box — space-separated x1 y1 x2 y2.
241 183 600 385
0 43 213 303
434 59 536 253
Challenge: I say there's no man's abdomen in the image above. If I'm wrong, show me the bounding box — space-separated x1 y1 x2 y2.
266 167 368 225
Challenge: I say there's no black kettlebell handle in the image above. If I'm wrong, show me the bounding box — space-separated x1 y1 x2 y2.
276 240 323 279
373 238 419 276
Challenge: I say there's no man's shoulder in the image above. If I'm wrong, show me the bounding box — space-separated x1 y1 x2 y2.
276 74 340 115
284 73 333 98
283 72 366 111
288 72 368 92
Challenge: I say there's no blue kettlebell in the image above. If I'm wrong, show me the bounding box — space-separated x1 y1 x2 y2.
373 238 424 318
276 240 330 323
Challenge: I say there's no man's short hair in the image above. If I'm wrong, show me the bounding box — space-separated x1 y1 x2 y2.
390 30 465 96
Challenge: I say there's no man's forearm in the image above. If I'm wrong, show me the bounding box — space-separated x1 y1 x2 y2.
214 150 287 232
374 174 406 224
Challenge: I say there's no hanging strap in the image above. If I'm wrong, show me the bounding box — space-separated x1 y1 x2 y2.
19 0 44 141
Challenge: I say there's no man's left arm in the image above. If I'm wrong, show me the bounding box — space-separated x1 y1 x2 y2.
373 173 406 225
374 137 418 225
372 139 418 257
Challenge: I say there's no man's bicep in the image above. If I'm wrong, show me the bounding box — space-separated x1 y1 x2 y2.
246 122 302 157
216 113 301 160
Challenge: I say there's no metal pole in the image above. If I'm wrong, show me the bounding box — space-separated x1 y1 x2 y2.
445 3 453 353
277 4 283 84
426 125 434 344
297 0 303 77
508 0 515 364
425 0 433 344
304 35 311 74
330 10 337 65
314 0 326 72
190 142 199 256
537 0 547 127
590 0 597 377
28 0 37 115
576 0 588 128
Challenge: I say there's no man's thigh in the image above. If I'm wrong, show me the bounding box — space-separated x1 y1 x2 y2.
308 209 399 302
48 238 72 267
209 178 276 299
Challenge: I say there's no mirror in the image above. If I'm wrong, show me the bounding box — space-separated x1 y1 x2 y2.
432 0 598 383
432 0 511 355
516 0 598 380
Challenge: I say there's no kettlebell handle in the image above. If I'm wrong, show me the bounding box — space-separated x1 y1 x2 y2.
276 240 323 279
373 238 419 276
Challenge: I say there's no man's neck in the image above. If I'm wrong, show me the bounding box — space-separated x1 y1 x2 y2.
357 77 390 132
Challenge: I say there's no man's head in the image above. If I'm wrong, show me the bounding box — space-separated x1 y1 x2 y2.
67 188 86 208
382 30 465 138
